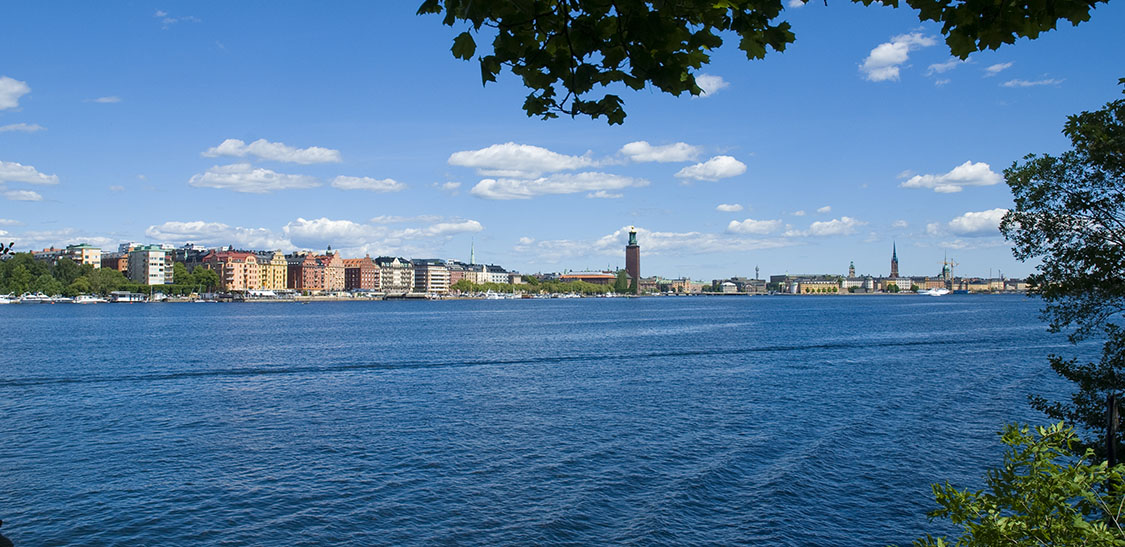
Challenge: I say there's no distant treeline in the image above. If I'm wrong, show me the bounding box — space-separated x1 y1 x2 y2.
0 254 219 296
450 277 613 295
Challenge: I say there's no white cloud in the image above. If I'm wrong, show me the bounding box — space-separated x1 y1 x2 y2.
4 229 115 251
892 219 909 228
1002 78 1064 88
5 190 43 201
0 123 45 133
0 76 30 110
675 155 747 181
396 220 484 238
619 141 701 163
927 58 964 75
984 62 1013 76
146 221 292 249
727 218 782 235
470 172 647 200
786 216 866 237
934 79 951 86
716 203 744 213
203 138 342 164
331 175 405 192
695 74 730 97
946 208 1008 237
188 163 320 194
370 215 443 224
860 33 938 82
449 142 595 178
787 0 806 7
792 210 806 217
0 161 59 185
441 181 461 191
88 96 122 104
155 10 201 27
516 225 792 261
282 217 481 256
817 205 832 213
587 190 623 199
0 219 21 226
900 161 1002 193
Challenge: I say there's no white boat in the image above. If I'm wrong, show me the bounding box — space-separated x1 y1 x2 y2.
0 294 14 304
18 292 51 304
918 288 951 297
74 294 107 304
50 296 74 304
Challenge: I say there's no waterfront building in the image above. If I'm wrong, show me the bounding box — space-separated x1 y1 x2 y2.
841 276 876 292
890 242 899 278
101 252 128 273
375 256 414 292
797 279 840 293
414 259 451 294
483 264 509 284
202 250 260 292
318 252 346 291
174 244 211 272
127 245 172 285
65 244 102 268
343 255 380 290
669 277 702 294
625 226 640 291
256 250 288 290
118 242 142 254
446 261 467 285
287 253 325 292
558 271 615 285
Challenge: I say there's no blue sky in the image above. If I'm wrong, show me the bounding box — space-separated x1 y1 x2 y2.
1 2 1121 279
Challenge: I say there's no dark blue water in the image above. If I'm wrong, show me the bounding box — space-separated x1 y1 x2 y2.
0 296 1078 545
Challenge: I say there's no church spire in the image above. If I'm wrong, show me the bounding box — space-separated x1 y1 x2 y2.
890 241 900 278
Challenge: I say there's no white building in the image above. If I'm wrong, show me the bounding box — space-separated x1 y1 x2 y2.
414 260 451 294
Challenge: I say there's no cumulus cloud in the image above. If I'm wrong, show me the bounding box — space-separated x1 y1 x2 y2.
470 172 647 200
0 161 59 185
927 58 964 75
946 208 1008 237
146 221 292 249
1002 78 1064 88
727 218 782 235
188 163 320 193
619 141 701 163
675 155 747 182
786 216 866 237
817 205 832 213
281 216 481 256
0 76 31 110
900 161 1002 193
203 138 342 164
331 175 405 192
860 33 938 82
449 142 595 178
984 62 1013 76
694 74 730 97
716 203 744 213
587 190 623 199
4 190 43 201
0 123 45 133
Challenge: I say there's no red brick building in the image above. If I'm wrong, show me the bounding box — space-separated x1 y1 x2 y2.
287 253 325 292
343 256 380 290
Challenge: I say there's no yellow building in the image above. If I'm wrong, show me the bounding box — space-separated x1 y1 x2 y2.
66 243 102 269
257 250 288 290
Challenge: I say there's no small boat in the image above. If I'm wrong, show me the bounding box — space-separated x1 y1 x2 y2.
0 294 14 304
75 294 107 304
49 296 74 304
18 292 51 304
918 288 951 297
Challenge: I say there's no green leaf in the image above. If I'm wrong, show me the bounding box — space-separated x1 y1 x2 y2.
451 31 476 61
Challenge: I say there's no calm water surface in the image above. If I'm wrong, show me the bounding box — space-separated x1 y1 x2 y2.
0 296 1079 545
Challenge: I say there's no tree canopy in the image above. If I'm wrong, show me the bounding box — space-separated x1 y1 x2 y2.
1001 82 1125 453
419 0 1107 123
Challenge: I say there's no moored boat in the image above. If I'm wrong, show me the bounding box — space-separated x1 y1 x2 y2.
18 292 51 304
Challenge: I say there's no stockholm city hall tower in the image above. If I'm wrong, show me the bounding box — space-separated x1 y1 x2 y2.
625 226 640 294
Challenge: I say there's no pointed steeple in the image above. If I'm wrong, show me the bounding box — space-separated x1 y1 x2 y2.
470 239 475 265
890 241 900 278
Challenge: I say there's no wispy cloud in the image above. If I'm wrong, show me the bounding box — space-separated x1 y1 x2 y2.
470 172 647 200
5 190 43 201
86 96 122 104
984 62 1013 76
1002 78 1063 88
331 175 405 192
0 123 45 133
203 138 342 164
716 203 744 213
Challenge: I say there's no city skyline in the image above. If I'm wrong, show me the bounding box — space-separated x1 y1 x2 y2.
2 3 1122 279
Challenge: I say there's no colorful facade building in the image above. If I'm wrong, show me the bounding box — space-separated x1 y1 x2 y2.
318 252 346 292
343 256 380 290
287 253 325 292
256 250 288 290
65 244 102 268
127 245 172 285
203 250 260 292
101 252 128 273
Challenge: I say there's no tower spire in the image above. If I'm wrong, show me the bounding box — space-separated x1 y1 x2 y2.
470 239 475 265
890 241 900 278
